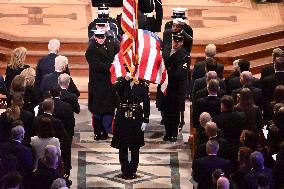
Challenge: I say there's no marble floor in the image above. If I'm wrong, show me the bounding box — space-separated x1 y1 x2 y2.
69 100 193 189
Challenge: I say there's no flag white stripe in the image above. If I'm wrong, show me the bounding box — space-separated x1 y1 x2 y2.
123 0 134 15
122 13 133 29
144 35 157 80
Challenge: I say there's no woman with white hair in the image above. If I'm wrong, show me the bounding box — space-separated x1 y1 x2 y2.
20 68 43 114
5 47 30 92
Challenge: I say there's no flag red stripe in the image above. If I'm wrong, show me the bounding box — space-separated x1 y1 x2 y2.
138 33 150 79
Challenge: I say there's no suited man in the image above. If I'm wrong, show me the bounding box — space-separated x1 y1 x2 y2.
195 121 229 160
40 55 80 97
192 140 230 189
260 48 283 80
244 151 274 189
0 126 33 188
213 95 245 161
35 39 71 88
32 98 69 156
225 59 240 87
232 71 264 109
191 44 224 83
227 59 260 95
58 73 80 114
192 70 225 101
262 57 284 104
192 79 221 131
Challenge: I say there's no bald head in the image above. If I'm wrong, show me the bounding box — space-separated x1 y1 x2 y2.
58 73 70 89
48 39 60 54
199 112 212 128
217 177 230 189
55 55 68 72
205 121 218 138
44 145 58 157
240 71 253 85
205 44 216 58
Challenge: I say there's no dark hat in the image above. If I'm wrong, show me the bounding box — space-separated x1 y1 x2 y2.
97 9 110 18
98 3 110 10
172 32 184 42
171 7 188 19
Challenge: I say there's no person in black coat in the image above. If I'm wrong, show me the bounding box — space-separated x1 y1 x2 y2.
58 73 80 114
138 0 163 33
192 140 231 189
213 96 246 164
231 71 263 110
0 126 33 189
85 29 119 140
5 47 30 92
40 55 80 98
192 69 225 101
192 79 221 132
262 57 284 104
111 76 150 179
195 121 229 160
260 48 283 81
191 44 224 84
32 98 69 155
159 33 189 142
35 39 72 88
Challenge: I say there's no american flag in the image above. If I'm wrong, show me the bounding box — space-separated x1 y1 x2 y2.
121 0 137 72
110 30 168 93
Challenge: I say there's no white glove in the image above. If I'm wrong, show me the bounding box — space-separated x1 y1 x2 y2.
141 122 148 131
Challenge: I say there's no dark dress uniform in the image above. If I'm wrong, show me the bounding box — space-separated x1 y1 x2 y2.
111 77 150 178
161 46 189 141
85 35 119 139
138 0 163 32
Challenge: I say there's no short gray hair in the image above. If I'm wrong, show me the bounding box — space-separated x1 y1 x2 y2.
55 55 68 72
205 44 217 58
51 178 67 189
206 140 219 154
58 73 70 87
199 112 212 128
48 39 60 53
11 126 25 140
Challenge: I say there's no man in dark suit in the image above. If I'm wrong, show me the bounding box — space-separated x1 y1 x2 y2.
40 55 80 97
191 44 224 83
226 59 260 95
58 73 80 114
232 71 264 109
260 48 283 80
195 121 229 160
48 85 74 175
192 79 221 130
224 59 240 87
244 151 274 189
30 145 62 189
0 75 7 95
213 95 245 161
0 126 33 188
32 98 69 155
262 57 284 104
192 70 225 101
192 140 231 189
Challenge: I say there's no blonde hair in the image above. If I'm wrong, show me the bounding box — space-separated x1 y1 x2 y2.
21 68 36 87
6 105 21 122
8 47 27 69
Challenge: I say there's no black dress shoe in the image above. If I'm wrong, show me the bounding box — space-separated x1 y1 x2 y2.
94 134 101 141
121 174 130 180
129 173 137 179
100 133 108 140
170 136 177 142
163 135 170 141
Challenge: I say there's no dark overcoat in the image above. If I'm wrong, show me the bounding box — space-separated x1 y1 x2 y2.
111 78 150 149
85 38 119 114
157 47 189 112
